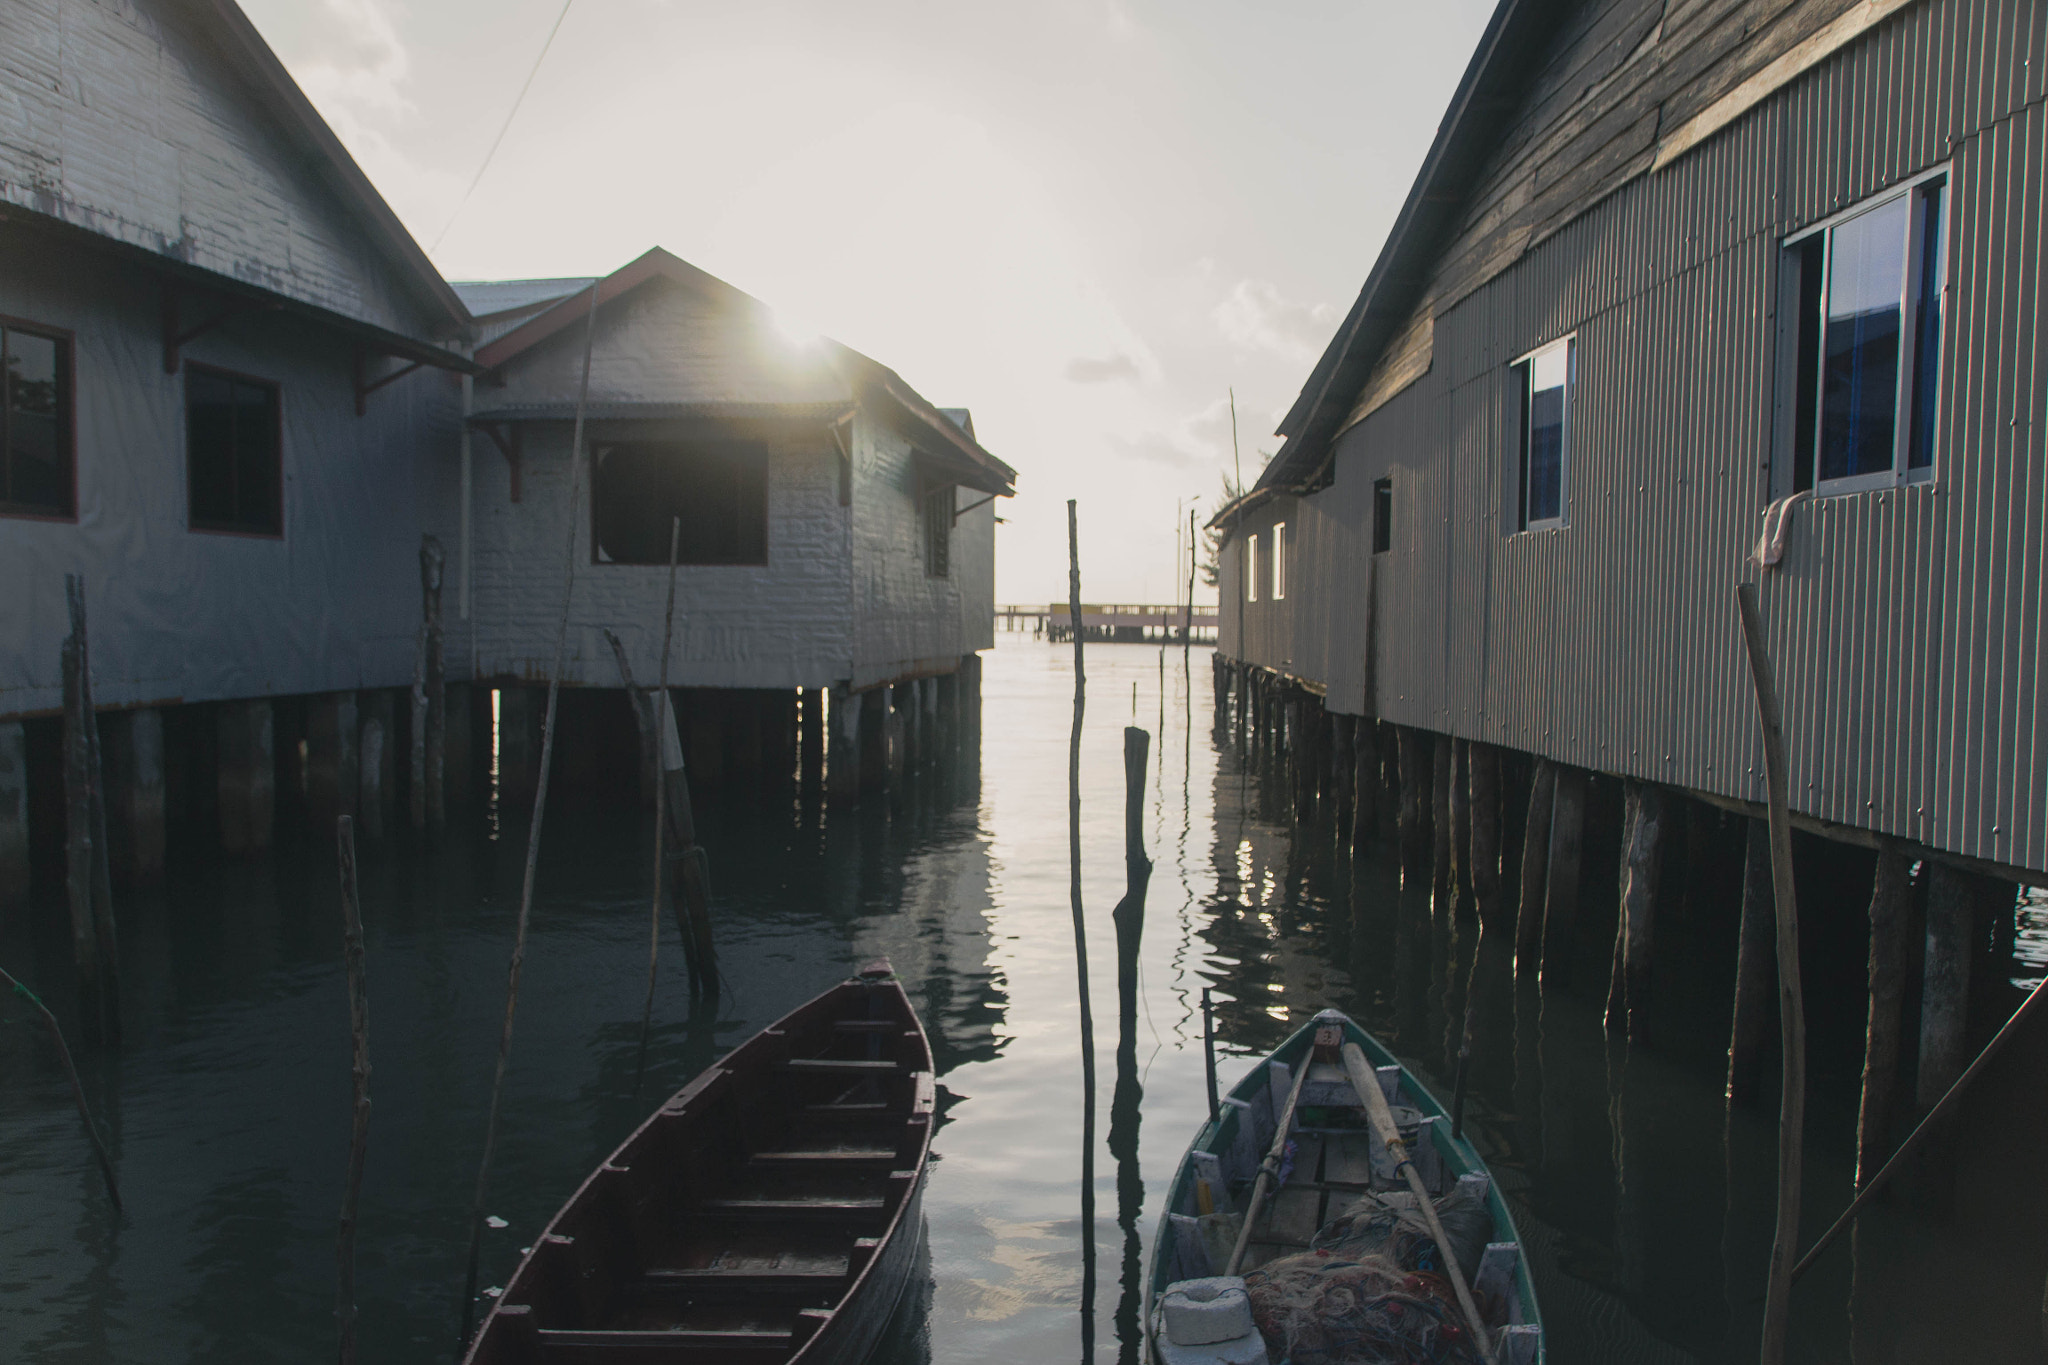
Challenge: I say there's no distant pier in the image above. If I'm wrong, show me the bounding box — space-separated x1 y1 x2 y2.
999 604 1218 643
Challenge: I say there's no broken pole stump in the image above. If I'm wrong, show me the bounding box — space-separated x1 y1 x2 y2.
1540 764 1587 987
335 815 371 1365
61 574 118 1043
1514 759 1556 972
1856 840 1910 1189
1112 726 1153 1047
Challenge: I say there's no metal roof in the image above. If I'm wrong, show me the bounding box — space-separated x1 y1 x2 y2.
468 401 853 424
451 278 599 319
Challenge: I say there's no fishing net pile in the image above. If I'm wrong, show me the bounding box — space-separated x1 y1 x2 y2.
1241 1184 1492 1365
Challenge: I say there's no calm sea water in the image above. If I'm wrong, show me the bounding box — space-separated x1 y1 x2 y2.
5 636 2046 1363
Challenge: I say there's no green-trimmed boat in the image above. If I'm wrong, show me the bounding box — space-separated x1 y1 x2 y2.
1147 1008 1543 1365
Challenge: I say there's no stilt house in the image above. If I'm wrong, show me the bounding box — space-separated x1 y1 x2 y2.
455 249 1014 800
1212 0 2048 1092
0 0 474 890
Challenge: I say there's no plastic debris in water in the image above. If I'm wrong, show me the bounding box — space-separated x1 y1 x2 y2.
485 1215 509 1229
483 1286 504 1299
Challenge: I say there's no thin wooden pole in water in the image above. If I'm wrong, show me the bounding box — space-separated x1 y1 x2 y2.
637 517 682 1081
336 815 370 1365
1736 582 1806 1365
0 961 120 1211
1067 498 1096 1360
460 279 598 1354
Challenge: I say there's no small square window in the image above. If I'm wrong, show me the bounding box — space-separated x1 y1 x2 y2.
1513 338 1572 531
1271 521 1287 600
1244 533 1259 603
1372 478 1392 554
2 321 75 518
187 367 281 535
591 440 768 564
1778 172 1946 494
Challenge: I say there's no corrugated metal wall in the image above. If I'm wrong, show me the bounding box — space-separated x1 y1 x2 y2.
1224 0 2048 875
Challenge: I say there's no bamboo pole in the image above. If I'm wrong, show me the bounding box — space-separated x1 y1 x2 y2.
636 517 682 1078
1854 840 1909 1187
412 536 447 832
1225 1039 1316 1276
602 629 657 807
1067 499 1097 1358
61 573 118 1043
459 278 598 1354
1736 583 1805 1365
1338 1042 1495 1363
0 962 120 1210
335 815 370 1365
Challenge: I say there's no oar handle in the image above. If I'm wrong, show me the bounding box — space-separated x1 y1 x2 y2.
1339 1042 1496 1365
1224 1043 1316 1276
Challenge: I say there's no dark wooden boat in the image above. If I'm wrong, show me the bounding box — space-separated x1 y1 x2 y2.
1147 1008 1543 1364
464 962 935 1365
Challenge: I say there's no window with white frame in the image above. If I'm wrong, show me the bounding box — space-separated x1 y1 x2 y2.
1778 170 1947 494
1271 521 1287 599
1513 337 1573 530
1244 533 1259 602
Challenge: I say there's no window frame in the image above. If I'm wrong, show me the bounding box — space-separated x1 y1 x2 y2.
1271 520 1287 600
1511 334 1575 533
0 314 78 523
1777 164 1950 498
588 438 772 567
922 477 953 579
1244 532 1259 603
184 362 284 539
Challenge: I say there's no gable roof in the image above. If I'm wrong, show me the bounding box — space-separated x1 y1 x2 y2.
184 0 472 332
472 247 1017 496
1258 0 1561 496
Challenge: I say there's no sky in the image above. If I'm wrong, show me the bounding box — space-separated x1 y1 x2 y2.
240 0 1494 605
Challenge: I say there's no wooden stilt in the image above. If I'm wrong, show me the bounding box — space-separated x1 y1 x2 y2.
1917 862 1977 1106
857 687 887 794
828 684 861 805
1608 781 1666 1041
417 536 447 831
1856 840 1910 1188
445 683 473 807
1540 765 1587 986
104 708 165 886
1448 738 1469 900
1331 715 1355 843
335 814 370 1365
801 687 825 792
1469 741 1502 926
1397 726 1429 875
884 685 907 791
656 694 717 995
308 691 361 825
603 629 658 808
1351 717 1376 849
1432 733 1454 896
357 708 387 841
61 575 117 1042
1514 759 1556 970
1726 817 1774 1105
0 720 27 909
217 700 275 855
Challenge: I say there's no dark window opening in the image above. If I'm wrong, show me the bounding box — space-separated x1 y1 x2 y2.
1514 339 1572 530
1372 478 1392 554
187 367 281 535
923 482 952 578
591 440 768 565
2 322 74 518
1782 173 1946 493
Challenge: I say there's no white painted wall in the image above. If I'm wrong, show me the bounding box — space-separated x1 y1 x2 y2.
849 412 986 688
0 0 439 337
0 231 464 719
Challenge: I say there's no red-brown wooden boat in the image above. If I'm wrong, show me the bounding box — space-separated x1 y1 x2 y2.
462 962 935 1365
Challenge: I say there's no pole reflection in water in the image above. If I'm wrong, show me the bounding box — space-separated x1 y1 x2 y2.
7 637 2048 1363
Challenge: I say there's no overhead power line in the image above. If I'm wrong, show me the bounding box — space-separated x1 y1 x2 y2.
429 0 574 255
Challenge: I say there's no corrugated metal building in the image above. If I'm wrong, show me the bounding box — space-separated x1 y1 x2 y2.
1216 0 2048 883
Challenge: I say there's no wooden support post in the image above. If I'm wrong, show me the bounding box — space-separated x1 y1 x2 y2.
1726 816 1774 1105
682 690 724 793
1469 741 1502 926
1856 840 1910 1188
218 700 275 855
1331 714 1355 841
335 814 370 1365
1514 759 1556 969
0 720 27 910
1351 717 1377 849
603 636 657 810
1291 696 1316 821
884 685 907 791
1917 862 1978 1106
919 678 939 773
1608 781 1666 1041
61 575 117 1042
828 684 861 805
445 683 474 807
308 691 361 825
800 687 825 791
1448 738 1470 899
357 689 393 840
1397 725 1429 875
959 652 983 759
657 694 717 995
1432 733 1454 895
858 687 888 794
104 708 165 886
413 536 447 831
1540 765 1587 985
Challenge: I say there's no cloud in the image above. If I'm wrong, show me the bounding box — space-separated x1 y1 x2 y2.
287 0 413 123
1213 279 1340 361
1107 395 1251 473
1109 431 1204 470
1064 352 1140 384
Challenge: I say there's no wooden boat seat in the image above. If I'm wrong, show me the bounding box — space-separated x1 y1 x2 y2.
698 1196 888 1221
535 1325 796 1359
749 1146 899 1165
779 1057 902 1074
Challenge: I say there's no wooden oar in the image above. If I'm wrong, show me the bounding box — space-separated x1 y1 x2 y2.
1224 1040 1317 1276
1340 1041 1496 1365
